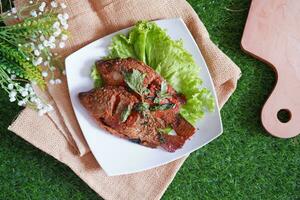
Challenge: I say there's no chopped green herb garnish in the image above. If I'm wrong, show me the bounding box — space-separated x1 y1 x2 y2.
120 105 132 122
158 127 173 134
150 103 175 111
135 102 150 112
123 69 149 96
154 81 172 103
134 102 150 117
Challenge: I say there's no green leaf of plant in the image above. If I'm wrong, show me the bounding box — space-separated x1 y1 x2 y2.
135 102 150 112
158 127 173 134
123 69 148 96
90 64 102 88
154 81 171 103
120 105 132 122
150 103 175 111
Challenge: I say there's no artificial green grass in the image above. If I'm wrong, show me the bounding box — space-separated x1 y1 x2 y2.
0 0 299 199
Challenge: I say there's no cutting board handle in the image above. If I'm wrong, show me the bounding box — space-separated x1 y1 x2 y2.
261 74 300 138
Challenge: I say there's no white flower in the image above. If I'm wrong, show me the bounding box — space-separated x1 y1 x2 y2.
38 44 44 50
55 79 62 84
52 21 60 29
25 83 31 89
21 90 29 97
37 57 43 64
43 61 49 66
53 31 60 37
35 98 42 103
29 1 33 4
10 74 16 79
40 35 45 41
29 42 35 49
62 70 66 75
63 13 69 20
46 105 54 112
42 71 48 77
18 100 26 106
59 42 65 48
29 91 35 96
11 8 17 14
49 36 56 43
43 40 49 47
28 87 34 94
60 18 67 26
33 57 43 66
39 2 46 12
34 97 41 102
7 13 11 16
9 90 17 98
30 97 37 103
57 14 63 20
39 7 45 12
60 2 67 9
49 43 56 49
53 29 62 37
49 79 55 85
34 49 40 56
30 10 37 17
40 2 46 7
62 24 69 30
50 1 58 8
29 92 35 97
9 97 16 102
61 34 68 41
36 101 44 109
38 12 43 15
8 84 14 90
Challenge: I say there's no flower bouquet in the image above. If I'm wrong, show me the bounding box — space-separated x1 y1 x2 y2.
0 0 69 115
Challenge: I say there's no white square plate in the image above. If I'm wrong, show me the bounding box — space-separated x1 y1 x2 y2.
65 18 223 176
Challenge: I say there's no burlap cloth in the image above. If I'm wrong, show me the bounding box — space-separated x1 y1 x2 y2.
8 0 241 199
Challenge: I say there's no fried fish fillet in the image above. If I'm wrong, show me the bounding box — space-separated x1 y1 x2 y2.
79 58 195 152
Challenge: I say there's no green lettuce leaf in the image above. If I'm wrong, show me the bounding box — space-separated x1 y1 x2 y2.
91 64 102 87
103 21 215 124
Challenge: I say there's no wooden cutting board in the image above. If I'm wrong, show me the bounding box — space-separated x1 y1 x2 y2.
241 0 300 138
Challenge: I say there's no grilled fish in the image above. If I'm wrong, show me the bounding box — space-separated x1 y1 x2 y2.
79 58 196 152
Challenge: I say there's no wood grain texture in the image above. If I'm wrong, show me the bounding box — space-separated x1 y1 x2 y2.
241 0 300 138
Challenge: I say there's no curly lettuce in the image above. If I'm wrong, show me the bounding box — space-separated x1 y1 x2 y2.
94 21 214 124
